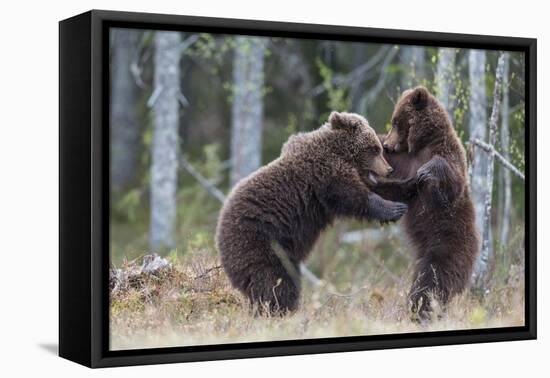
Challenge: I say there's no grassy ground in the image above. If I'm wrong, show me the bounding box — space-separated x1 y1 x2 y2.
109 228 525 350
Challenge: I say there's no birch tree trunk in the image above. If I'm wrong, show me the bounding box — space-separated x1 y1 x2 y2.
401 46 426 90
474 53 506 289
435 48 457 119
468 50 490 264
230 37 267 187
150 31 181 251
111 29 140 190
498 53 512 248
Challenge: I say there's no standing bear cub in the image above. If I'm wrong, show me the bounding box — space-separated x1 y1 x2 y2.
372 86 480 320
216 112 408 314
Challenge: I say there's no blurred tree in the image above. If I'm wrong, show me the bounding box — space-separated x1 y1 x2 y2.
267 39 315 132
400 46 426 90
350 46 369 113
111 29 141 190
230 37 267 187
474 53 506 289
468 50 491 259
435 48 457 119
499 53 512 247
150 31 181 251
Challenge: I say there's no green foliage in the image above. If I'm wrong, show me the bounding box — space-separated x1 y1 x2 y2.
187 33 231 74
316 58 351 119
167 248 180 265
222 36 271 105
111 290 145 317
262 112 300 164
285 113 298 135
138 90 154 188
202 143 224 182
177 145 224 236
114 188 142 223
187 231 213 254
510 105 526 172
451 71 468 136
468 306 487 326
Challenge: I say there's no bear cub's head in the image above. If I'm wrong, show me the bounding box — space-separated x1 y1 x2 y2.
328 111 393 182
384 86 451 154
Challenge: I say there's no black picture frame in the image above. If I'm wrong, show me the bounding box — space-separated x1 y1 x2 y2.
59 9 537 368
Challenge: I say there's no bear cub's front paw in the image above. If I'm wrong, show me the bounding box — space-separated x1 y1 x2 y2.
381 201 408 223
417 164 436 185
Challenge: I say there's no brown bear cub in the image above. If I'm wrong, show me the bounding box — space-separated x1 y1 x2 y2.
372 86 480 320
216 112 408 314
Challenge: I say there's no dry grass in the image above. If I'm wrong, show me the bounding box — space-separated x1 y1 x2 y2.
110 249 525 351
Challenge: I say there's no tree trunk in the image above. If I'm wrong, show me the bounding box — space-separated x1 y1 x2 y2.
350 45 369 113
230 37 266 187
150 31 181 251
435 48 457 119
110 29 140 190
400 46 426 90
474 53 506 289
498 53 512 248
468 50 490 265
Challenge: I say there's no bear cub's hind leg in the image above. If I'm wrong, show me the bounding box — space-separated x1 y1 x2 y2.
236 241 301 315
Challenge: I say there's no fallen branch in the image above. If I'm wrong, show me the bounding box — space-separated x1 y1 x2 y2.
177 34 200 55
300 264 323 288
146 84 164 108
469 138 524 180
193 265 222 280
179 156 227 203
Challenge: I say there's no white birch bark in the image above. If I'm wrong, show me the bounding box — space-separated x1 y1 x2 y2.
474 53 506 288
435 48 457 118
230 37 267 187
498 53 512 247
468 50 490 262
111 29 140 190
470 139 524 180
150 31 181 251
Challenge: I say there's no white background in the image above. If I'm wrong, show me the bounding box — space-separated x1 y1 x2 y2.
0 0 546 376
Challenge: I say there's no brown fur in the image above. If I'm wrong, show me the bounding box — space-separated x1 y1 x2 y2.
373 86 480 320
216 112 408 314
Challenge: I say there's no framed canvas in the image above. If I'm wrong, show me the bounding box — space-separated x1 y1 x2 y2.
59 9 536 368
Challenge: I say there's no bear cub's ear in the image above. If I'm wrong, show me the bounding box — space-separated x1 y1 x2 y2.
328 111 347 130
329 111 363 131
410 86 429 111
